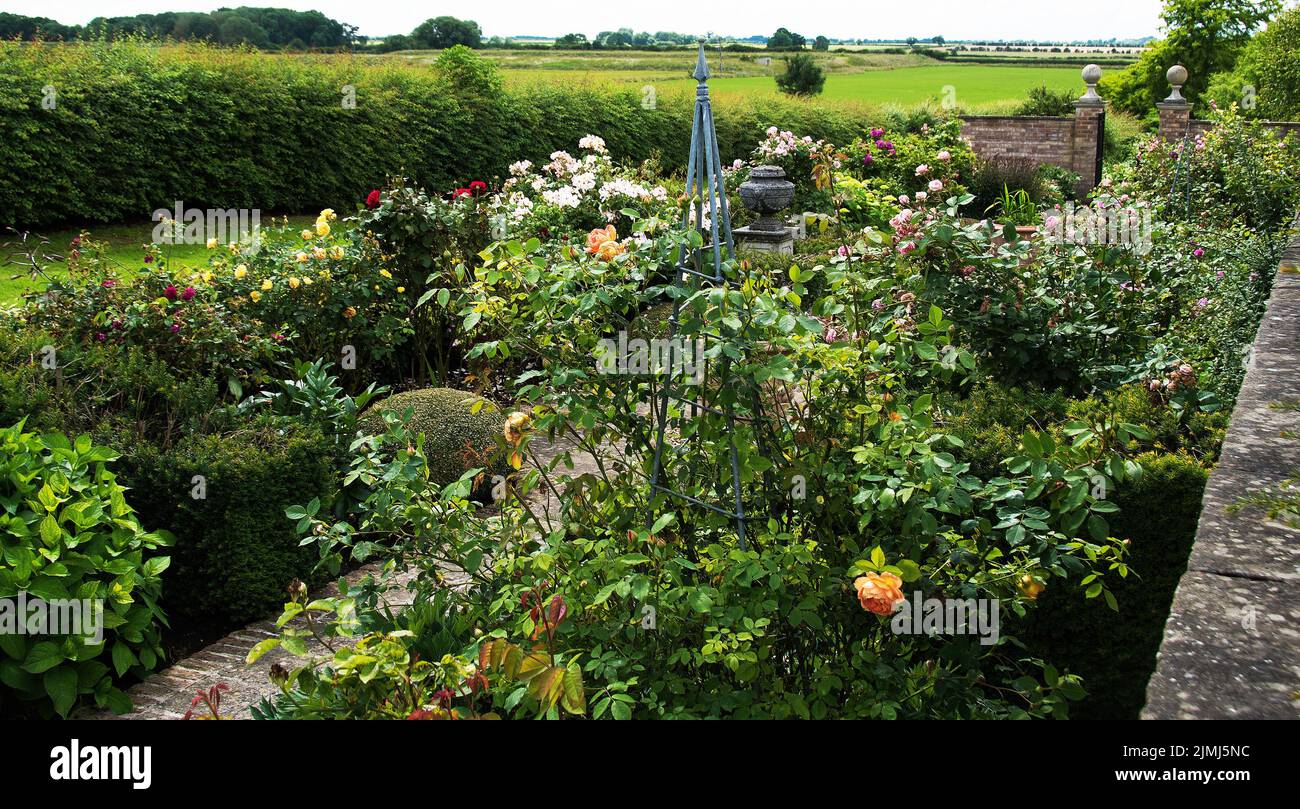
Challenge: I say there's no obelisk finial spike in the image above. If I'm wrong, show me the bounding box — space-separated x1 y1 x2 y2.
693 40 710 82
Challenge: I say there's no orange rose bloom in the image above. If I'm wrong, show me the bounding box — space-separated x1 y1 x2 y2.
586 226 618 254
503 411 532 446
854 572 904 615
596 239 625 261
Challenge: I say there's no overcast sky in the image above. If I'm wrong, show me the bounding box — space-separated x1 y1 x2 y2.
15 1 1167 40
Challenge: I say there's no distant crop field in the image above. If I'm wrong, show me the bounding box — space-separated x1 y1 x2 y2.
500 61 1085 109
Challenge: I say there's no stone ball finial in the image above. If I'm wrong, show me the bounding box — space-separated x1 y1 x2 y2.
1079 64 1103 102
1163 64 1189 104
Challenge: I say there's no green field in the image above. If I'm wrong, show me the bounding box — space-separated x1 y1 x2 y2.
391 48 1090 110
690 64 1083 106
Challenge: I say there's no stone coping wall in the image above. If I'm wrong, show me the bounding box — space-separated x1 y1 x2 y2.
1142 227 1300 720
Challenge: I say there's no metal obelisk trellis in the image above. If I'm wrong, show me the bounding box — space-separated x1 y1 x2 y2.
647 43 757 548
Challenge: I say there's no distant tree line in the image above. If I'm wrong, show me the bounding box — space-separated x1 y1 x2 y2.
0 7 357 49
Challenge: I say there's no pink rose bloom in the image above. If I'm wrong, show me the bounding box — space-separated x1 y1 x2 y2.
1193 248 1205 258
180 286 196 301
898 241 917 255
163 285 178 301
928 179 943 193
915 191 928 202
915 164 930 176
898 195 910 205
936 150 951 161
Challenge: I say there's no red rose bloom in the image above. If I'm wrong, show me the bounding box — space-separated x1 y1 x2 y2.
180 286 196 301
163 284 178 301
365 189 381 209
468 180 487 195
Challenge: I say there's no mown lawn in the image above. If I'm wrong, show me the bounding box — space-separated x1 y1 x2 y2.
0 216 318 304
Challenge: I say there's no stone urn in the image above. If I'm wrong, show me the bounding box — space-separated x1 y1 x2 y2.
738 165 796 232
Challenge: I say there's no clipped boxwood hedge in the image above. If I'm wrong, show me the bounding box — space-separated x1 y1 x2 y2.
114 422 336 630
1016 451 1208 719
358 387 504 488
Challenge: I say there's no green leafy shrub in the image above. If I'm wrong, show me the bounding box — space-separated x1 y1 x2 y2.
357 388 503 488
1014 85 1077 116
775 53 825 97
939 383 1070 478
113 421 336 629
1207 4 1300 120
1067 385 1227 462
1017 450 1208 718
0 325 224 446
1112 104 1300 231
0 423 171 717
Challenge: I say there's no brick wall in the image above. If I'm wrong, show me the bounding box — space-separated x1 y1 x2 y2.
960 109 1103 196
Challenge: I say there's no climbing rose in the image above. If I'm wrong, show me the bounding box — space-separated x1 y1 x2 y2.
854 572 904 615
501 411 533 450
365 189 381 209
596 239 625 261
586 225 618 254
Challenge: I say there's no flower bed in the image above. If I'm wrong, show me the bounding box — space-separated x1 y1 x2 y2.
2 105 1297 719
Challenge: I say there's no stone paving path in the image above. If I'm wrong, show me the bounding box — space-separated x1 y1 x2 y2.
82 429 624 720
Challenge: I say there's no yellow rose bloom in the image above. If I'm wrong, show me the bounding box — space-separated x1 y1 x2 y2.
234 264 248 279
289 276 301 289
330 246 345 260
379 269 392 279
396 286 405 293
250 290 262 302
302 276 313 285
316 221 330 237
320 208 336 221
301 229 314 241
312 247 327 260
261 279 273 291
206 237 218 249
295 252 309 263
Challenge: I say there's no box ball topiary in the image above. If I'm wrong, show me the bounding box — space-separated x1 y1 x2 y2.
357 388 505 489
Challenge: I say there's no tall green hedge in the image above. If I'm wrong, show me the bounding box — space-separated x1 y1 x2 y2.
0 41 885 229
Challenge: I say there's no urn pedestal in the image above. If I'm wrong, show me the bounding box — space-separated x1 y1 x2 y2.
734 165 796 255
